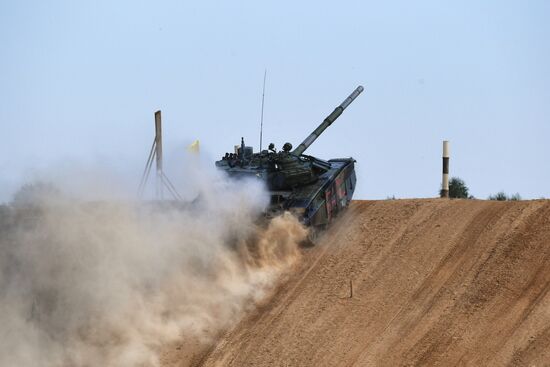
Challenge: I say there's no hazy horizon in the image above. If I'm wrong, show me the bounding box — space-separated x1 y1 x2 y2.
1 0 549 202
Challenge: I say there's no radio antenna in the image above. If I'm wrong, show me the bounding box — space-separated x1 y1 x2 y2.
259 69 267 152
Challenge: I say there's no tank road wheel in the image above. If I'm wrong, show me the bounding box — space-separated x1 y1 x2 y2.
301 226 320 247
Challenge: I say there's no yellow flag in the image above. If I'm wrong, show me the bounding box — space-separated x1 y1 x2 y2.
187 140 200 154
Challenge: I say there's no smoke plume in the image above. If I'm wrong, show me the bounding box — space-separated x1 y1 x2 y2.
0 163 307 366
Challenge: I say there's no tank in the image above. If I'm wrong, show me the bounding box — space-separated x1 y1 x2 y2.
215 85 364 229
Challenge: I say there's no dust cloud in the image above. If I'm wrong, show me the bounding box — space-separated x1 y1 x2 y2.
0 163 307 366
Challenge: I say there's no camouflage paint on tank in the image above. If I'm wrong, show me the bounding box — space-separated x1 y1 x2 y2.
215 86 363 228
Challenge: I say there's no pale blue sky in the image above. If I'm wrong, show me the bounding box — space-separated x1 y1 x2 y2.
1 0 549 201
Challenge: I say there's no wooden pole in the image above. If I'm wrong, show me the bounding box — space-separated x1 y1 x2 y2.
155 110 163 200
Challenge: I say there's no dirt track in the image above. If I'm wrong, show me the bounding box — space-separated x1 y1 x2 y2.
171 199 550 366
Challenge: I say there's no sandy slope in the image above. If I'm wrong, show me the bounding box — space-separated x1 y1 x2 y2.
172 199 550 366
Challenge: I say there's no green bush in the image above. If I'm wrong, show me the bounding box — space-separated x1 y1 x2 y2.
12 182 62 206
440 177 470 199
488 191 508 201
488 192 522 201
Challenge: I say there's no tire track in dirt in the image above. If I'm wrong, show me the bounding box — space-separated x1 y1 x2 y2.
169 199 550 367
352 201 510 367
194 202 376 367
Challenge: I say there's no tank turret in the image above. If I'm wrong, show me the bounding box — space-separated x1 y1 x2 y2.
215 85 364 227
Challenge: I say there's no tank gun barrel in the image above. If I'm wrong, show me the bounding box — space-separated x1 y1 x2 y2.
292 85 364 156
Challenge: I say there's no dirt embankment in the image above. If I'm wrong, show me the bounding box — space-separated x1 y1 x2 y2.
190 199 550 367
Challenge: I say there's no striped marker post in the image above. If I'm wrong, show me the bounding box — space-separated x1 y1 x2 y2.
441 140 450 198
